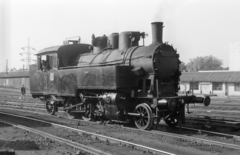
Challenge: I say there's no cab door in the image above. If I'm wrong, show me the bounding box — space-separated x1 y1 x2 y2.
29 55 46 94
42 55 49 94
47 54 58 95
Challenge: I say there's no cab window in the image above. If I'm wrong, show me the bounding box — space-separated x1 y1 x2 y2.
38 55 50 71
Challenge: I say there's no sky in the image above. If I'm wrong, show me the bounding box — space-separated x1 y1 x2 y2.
1 0 240 71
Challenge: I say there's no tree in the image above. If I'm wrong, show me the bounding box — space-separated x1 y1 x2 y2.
186 55 224 72
179 61 187 72
9 68 17 72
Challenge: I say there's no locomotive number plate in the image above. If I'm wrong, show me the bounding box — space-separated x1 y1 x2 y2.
50 73 54 81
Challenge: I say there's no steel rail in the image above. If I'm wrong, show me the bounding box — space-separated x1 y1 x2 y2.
0 106 54 116
1 101 44 106
0 119 111 155
149 130 240 150
0 104 45 110
178 126 240 141
119 123 240 150
0 111 175 155
190 108 240 114
0 104 67 115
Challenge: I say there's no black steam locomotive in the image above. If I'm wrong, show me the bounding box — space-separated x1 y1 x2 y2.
30 22 210 130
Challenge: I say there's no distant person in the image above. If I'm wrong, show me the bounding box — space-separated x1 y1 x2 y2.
19 85 26 100
42 60 47 71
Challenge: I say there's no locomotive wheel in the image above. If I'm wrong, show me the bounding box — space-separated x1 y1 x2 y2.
164 117 178 127
46 101 56 115
134 103 153 130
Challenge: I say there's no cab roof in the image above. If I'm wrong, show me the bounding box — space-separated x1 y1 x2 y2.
37 43 92 56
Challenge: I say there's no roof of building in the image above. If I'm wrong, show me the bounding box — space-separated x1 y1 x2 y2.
0 71 29 78
180 71 240 83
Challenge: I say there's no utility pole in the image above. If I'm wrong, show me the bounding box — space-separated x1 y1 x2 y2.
6 59 8 74
20 38 36 70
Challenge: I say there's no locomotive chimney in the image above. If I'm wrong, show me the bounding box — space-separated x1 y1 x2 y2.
151 22 163 45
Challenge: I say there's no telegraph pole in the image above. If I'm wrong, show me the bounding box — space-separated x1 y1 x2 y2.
6 59 8 74
19 38 36 70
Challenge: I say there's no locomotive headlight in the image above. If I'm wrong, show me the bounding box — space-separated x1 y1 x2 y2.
157 99 178 110
168 99 177 110
157 99 168 107
158 99 168 104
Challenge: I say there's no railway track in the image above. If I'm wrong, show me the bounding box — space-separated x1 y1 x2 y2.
0 119 111 155
179 126 240 141
0 112 175 155
1 110 240 153
1 103 240 154
1 91 240 153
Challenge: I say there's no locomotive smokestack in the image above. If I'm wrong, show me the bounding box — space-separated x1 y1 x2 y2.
151 22 163 45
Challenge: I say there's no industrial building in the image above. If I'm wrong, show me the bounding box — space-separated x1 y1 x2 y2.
180 71 240 96
0 71 30 89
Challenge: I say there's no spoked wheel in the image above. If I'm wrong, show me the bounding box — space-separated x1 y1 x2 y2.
164 117 178 127
134 103 153 130
46 101 56 115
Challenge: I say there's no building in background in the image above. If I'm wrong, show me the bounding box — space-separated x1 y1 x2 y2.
178 42 240 97
229 42 240 71
0 71 30 89
180 71 240 96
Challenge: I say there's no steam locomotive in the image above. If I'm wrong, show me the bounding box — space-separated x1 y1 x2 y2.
29 22 210 130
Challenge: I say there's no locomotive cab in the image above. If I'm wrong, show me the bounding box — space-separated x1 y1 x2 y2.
30 42 92 96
